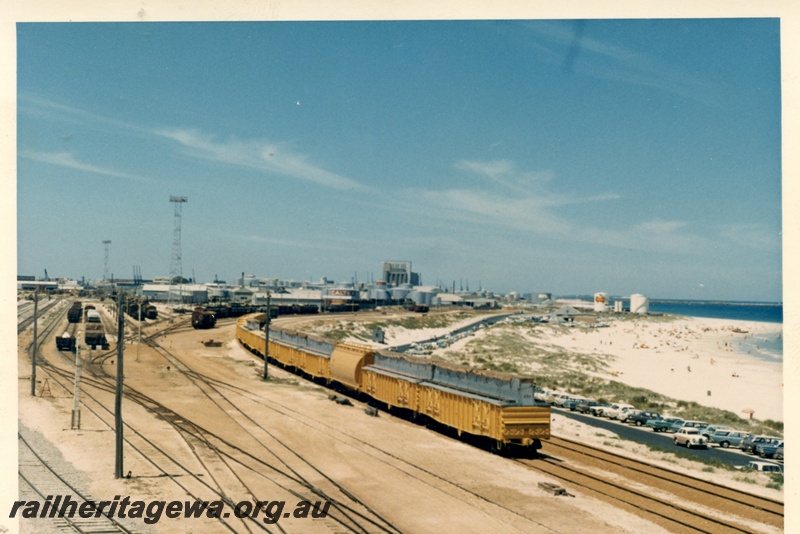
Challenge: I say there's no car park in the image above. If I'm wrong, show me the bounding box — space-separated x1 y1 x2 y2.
755 439 783 459
735 461 783 474
673 428 708 448
647 417 684 432
709 430 750 449
627 411 661 427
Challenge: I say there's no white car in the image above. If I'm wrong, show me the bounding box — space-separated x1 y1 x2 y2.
736 461 783 474
674 428 708 449
616 408 640 422
604 403 635 420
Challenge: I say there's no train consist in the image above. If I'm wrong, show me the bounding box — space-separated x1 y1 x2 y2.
56 323 78 352
236 314 550 453
67 301 83 323
83 305 109 349
122 297 158 321
191 307 217 329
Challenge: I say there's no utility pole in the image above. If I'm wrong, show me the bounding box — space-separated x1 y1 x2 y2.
137 300 142 363
31 292 38 396
263 292 271 381
72 342 82 430
114 292 125 478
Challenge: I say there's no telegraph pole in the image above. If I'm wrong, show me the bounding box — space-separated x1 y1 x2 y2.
263 292 271 381
137 301 142 362
114 292 125 478
31 292 38 396
72 342 82 430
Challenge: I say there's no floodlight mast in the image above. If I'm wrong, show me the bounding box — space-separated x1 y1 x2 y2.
167 196 188 316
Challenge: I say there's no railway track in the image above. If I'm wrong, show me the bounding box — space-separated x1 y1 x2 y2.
181 366 562 533
18 429 139 534
26 305 403 533
132 335 404 534
20 302 785 533
520 436 783 534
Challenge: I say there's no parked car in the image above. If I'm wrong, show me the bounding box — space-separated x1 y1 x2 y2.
647 417 684 432
741 435 782 454
534 388 555 403
627 411 661 427
697 424 730 440
557 394 588 408
709 430 750 449
735 460 783 474
545 392 570 405
604 403 635 420
576 400 602 414
755 440 783 459
615 407 640 422
588 403 612 417
564 396 590 411
678 420 709 431
775 443 784 461
673 428 708 448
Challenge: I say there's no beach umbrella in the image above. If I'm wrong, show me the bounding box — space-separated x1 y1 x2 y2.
741 408 755 420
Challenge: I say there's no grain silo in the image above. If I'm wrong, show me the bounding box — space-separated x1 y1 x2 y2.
630 293 649 314
593 292 609 312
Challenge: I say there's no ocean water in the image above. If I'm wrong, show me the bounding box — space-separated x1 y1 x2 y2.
730 332 783 363
646 300 783 360
647 300 782 324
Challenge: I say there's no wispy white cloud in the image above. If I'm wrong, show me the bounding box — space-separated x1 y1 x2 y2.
397 158 725 254
19 96 364 191
155 128 364 191
19 149 152 182
18 95 151 136
455 158 618 207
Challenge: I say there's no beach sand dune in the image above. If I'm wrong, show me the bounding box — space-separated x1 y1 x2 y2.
534 316 783 423
373 313 782 424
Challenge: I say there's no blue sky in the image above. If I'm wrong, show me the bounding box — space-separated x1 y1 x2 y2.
15 19 783 301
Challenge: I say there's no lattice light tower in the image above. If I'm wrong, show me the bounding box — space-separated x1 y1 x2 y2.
168 196 188 308
102 240 112 281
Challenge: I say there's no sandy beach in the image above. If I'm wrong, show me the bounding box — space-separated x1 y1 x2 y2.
366 311 783 424
535 316 782 423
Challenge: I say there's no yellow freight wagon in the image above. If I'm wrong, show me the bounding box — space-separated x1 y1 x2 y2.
236 314 550 454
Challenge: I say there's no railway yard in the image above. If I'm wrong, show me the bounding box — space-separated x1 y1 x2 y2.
14 298 785 533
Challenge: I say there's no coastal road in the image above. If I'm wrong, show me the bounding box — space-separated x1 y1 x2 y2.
553 408 762 468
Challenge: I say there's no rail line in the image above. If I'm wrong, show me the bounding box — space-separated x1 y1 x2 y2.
18 430 137 534
520 436 783 534
27 304 402 533
135 334 404 534
22 301 785 533
179 366 561 533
